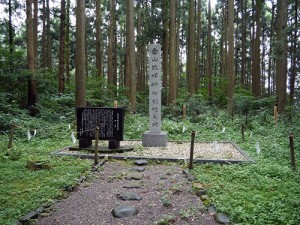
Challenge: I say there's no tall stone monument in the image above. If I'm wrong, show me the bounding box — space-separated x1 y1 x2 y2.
142 44 168 147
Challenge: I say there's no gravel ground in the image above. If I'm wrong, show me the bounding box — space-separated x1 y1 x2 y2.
36 161 218 225
119 141 247 160
59 140 249 162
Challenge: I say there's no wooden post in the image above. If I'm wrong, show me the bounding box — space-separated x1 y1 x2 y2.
94 127 100 165
114 100 118 108
289 133 296 170
242 124 245 142
183 104 187 119
8 124 16 149
274 106 278 124
189 131 196 170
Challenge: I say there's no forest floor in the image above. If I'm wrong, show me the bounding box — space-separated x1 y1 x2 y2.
35 160 219 225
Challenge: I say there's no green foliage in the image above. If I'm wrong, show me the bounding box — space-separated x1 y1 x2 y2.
156 214 177 225
1 68 300 225
0 136 91 225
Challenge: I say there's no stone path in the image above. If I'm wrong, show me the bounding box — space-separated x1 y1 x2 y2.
35 161 220 225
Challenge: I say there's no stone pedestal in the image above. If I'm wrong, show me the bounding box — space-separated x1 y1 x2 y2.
142 131 168 147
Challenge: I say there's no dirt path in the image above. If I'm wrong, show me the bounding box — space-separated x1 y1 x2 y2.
36 161 218 225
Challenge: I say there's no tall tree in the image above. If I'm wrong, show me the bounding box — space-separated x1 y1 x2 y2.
65 0 70 84
75 0 86 106
207 0 212 98
251 0 262 97
241 0 246 87
275 0 288 113
267 2 275 96
227 0 235 112
8 0 14 53
195 0 202 93
33 0 38 68
187 0 196 94
26 0 38 114
126 0 136 113
136 1 143 91
46 0 51 69
58 0 66 94
289 0 298 104
108 0 116 87
162 0 169 105
168 0 177 104
95 0 102 78
41 0 47 68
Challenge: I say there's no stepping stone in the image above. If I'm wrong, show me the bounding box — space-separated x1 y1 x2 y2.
214 213 230 224
182 169 194 181
131 166 145 172
19 210 39 222
208 205 217 215
134 160 148 166
196 189 207 197
200 195 209 201
125 172 143 180
112 205 138 218
117 192 142 201
123 181 143 189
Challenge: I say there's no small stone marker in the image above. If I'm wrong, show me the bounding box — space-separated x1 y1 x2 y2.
123 181 143 189
112 205 138 218
131 166 145 172
142 44 168 147
117 192 143 201
125 172 143 180
134 159 148 166
214 213 230 224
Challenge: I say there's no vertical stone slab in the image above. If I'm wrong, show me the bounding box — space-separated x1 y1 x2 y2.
142 44 167 147
149 44 162 133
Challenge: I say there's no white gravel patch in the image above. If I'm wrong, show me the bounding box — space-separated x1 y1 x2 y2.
116 140 248 161
58 140 249 161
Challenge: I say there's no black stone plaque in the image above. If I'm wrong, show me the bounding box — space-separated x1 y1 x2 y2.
76 107 124 141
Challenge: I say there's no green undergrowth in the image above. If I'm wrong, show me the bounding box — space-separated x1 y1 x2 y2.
0 93 299 224
0 134 91 225
194 161 300 225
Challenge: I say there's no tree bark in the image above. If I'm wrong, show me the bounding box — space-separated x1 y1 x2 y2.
289 0 298 104
227 0 235 112
58 0 66 94
65 0 70 84
187 0 196 94
126 0 136 113
168 0 177 104
195 0 202 93
275 0 288 113
267 2 275 96
26 0 38 114
207 0 212 98
108 0 116 87
241 0 246 87
75 0 86 107
8 0 14 53
33 0 38 68
46 0 52 69
41 0 47 68
251 0 262 97
162 0 169 105
95 0 102 78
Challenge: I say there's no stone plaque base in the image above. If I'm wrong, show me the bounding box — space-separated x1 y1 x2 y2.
142 131 168 147
79 139 92 148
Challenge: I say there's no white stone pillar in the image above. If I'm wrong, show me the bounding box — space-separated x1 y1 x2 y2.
142 44 168 147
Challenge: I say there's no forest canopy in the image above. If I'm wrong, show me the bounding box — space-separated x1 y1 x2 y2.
0 0 299 114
